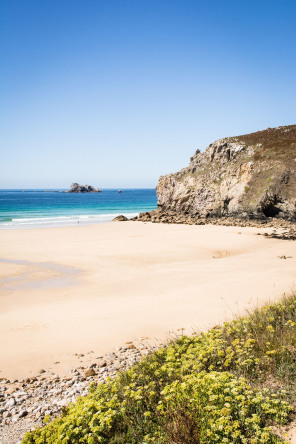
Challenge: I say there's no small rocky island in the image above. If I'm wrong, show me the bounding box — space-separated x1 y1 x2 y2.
66 183 102 193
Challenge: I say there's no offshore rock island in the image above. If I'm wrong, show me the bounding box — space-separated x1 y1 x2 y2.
66 183 102 193
155 124 296 221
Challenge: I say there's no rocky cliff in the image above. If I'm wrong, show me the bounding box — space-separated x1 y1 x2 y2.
157 125 296 220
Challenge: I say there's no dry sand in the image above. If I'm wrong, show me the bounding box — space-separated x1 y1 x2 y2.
0 221 296 380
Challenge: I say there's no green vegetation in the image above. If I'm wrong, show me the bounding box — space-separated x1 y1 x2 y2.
231 125 296 208
232 125 296 160
23 294 296 444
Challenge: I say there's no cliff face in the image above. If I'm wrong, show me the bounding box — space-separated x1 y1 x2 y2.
157 125 296 220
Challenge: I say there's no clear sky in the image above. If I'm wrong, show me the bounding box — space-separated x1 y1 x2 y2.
1 0 296 188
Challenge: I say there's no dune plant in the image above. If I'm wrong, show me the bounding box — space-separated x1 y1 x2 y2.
23 294 296 443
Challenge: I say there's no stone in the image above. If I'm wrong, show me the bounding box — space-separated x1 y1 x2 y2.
63 376 73 381
84 368 95 377
112 215 128 221
125 344 136 350
98 361 107 368
6 387 17 395
5 398 16 408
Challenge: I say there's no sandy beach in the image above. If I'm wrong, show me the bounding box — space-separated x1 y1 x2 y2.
1 221 296 380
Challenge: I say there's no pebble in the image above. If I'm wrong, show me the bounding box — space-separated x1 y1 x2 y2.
0 339 163 444
84 368 95 377
5 399 15 408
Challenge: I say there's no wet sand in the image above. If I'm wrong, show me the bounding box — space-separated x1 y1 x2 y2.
0 221 295 379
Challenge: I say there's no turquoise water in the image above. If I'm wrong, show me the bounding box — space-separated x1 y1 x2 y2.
0 189 157 228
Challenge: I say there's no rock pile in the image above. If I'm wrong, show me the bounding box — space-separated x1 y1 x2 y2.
0 340 163 444
132 210 296 240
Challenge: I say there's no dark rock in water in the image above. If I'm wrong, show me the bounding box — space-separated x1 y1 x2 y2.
113 215 128 221
66 183 102 193
156 124 296 221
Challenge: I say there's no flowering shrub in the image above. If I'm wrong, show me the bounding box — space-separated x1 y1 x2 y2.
23 294 296 443
158 371 290 443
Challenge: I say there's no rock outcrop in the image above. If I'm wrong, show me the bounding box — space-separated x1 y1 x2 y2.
135 211 296 240
112 215 128 221
156 125 296 220
66 183 101 193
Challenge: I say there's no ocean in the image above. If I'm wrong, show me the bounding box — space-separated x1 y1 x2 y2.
0 189 157 229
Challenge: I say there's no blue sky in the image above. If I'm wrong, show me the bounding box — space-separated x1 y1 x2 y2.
1 0 296 188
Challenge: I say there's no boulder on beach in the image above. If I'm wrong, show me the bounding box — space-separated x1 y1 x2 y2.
112 215 128 221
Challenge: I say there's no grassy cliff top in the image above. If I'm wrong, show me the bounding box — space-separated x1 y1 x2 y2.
232 124 296 160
